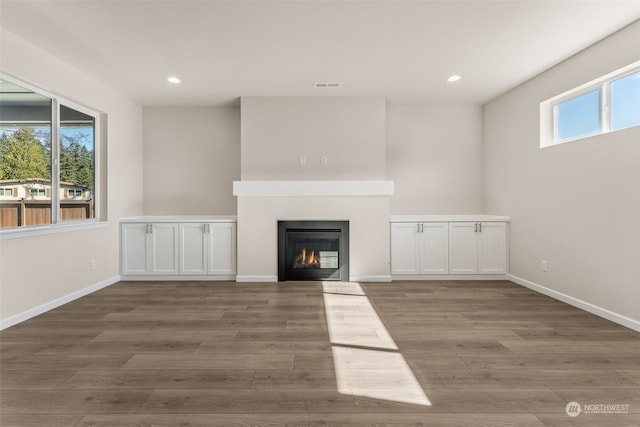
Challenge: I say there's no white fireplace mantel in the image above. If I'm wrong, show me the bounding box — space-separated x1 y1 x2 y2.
233 180 394 197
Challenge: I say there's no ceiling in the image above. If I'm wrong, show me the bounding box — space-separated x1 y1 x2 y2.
1 1 639 107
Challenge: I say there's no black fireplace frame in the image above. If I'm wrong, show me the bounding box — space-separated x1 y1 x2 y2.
277 220 349 282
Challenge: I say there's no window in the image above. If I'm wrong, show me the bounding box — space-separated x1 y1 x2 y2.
0 188 14 196
541 61 640 147
0 74 99 230
30 188 47 197
555 89 601 141
610 71 640 131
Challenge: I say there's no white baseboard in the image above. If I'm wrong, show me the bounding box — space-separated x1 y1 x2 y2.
351 275 392 282
0 275 120 330
509 274 640 332
120 275 236 281
235 275 278 283
391 274 508 281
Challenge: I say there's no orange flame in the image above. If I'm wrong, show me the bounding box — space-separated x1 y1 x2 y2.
300 248 319 265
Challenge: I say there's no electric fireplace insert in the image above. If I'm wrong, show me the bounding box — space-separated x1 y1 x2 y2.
277 220 349 281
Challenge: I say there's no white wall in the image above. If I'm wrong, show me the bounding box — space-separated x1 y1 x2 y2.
0 28 144 324
141 101 486 218
484 21 640 324
143 107 240 215
387 104 484 214
241 97 386 180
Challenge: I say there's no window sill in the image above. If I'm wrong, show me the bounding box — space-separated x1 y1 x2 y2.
0 220 112 241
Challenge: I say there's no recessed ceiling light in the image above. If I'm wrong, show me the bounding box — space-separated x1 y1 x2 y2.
167 76 181 84
447 75 462 82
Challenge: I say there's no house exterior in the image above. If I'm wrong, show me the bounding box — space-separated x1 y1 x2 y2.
0 178 92 201
0 179 93 228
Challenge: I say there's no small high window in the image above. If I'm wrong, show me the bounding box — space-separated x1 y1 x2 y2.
555 89 601 142
610 70 640 131
541 61 640 147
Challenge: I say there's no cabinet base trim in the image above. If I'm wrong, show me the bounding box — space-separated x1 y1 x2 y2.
392 274 508 281
236 275 278 283
0 275 120 330
120 275 236 281
509 274 640 332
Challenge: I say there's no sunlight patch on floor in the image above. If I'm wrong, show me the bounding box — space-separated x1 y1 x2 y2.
323 292 397 350
332 346 431 406
322 281 431 407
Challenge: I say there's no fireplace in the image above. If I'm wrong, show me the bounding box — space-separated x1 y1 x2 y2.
278 220 349 281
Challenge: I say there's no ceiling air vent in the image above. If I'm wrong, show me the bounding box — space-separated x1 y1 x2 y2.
315 82 341 88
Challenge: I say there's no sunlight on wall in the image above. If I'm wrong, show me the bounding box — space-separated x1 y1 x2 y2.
322 281 431 407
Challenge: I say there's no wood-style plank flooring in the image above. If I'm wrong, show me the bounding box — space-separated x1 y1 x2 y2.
1 280 639 426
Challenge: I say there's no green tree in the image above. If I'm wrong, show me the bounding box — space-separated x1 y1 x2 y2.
75 143 94 187
59 141 77 184
60 133 94 188
0 128 49 180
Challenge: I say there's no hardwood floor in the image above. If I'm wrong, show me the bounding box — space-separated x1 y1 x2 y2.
1 280 639 426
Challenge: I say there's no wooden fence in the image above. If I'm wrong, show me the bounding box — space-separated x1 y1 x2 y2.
0 199 93 228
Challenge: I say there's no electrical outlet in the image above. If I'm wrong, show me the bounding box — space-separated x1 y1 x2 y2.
321 156 328 166
541 260 548 272
90 259 97 270
299 156 306 166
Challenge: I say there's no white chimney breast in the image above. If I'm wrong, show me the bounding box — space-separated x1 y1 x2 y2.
236 96 392 283
240 96 386 180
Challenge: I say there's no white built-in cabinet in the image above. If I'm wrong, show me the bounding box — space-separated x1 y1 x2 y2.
390 216 508 278
121 222 179 275
121 217 236 280
179 222 237 275
390 222 448 275
448 221 507 274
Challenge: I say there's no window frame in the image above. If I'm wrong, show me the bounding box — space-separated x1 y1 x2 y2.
540 60 640 148
0 73 102 237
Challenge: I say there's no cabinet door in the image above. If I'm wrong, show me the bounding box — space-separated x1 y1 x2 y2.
390 223 420 275
448 222 477 274
419 222 449 274
208 222 236 275
477 222 507 274
121 223 149 275
149 223 179 274
180 223 207 275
